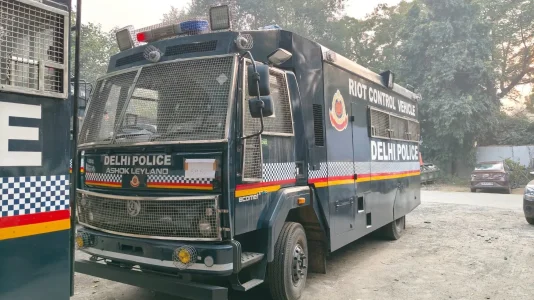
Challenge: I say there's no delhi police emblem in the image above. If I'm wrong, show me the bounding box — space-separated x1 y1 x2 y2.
130 175 140 188
127 200 141 217
329 90 348 131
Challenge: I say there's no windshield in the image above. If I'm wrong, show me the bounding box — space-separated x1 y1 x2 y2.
78 55 236 146
475 162 504 171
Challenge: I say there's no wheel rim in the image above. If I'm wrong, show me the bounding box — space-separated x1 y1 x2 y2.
291 243 307 285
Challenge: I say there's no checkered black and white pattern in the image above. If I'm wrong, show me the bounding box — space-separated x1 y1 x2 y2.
327 162 354 177
0 175 70 217
308 162 328 179
85 173 122 183
147 175 212 185
263 162 296 182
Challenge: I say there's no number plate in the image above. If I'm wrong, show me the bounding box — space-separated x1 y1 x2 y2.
480 182 494 186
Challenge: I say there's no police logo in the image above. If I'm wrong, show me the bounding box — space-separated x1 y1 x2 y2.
130 175 140 188
329 90 348 132
126 200 141 217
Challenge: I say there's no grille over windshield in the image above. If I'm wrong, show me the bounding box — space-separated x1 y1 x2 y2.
79 55 236 146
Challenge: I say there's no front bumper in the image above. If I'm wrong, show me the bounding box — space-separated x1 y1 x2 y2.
77 227 234 276
470 180 509 190
75 259 228 300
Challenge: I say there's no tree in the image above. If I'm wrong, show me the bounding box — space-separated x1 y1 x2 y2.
478 0 534 101
392 0 499 174
161 0 346 46
71 13 119 83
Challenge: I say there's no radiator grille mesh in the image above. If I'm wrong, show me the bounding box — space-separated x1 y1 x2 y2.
0 0 67 96
76 191 221 240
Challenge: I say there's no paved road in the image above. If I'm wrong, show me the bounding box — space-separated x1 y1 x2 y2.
73 191 533 300
422 190 523 210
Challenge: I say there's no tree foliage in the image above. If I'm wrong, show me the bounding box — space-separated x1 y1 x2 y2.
73 0 534 174
71 14 118 83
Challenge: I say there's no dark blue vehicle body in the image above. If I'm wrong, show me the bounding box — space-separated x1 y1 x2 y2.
74 27 421 300
0 1 71 300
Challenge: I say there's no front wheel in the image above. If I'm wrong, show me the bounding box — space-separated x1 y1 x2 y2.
526 217 534 225
267 222 308 300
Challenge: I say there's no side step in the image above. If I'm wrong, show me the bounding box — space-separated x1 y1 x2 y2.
241 252 264 269
231 252 265 292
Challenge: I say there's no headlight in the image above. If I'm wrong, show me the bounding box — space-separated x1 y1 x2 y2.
524 186 534 200
471 174 476 180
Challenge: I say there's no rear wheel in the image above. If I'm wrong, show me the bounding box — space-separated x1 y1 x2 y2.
267 222 308 300
382 216 405 240
526 217 534 225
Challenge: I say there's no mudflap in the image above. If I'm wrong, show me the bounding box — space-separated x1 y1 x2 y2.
75 259 228 300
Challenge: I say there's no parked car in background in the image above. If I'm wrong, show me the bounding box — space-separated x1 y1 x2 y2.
524 172 534 224
470 161 512 194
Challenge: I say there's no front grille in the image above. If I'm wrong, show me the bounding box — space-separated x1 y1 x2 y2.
76 190 221 241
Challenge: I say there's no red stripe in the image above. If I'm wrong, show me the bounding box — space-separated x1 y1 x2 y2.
0 210 70 229
308 170 419 184
147 182 212 188
236 179 297 190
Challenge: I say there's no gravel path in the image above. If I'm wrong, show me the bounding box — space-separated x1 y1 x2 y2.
73 200 534 300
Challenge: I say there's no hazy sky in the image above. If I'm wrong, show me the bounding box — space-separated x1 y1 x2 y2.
78 0 402 31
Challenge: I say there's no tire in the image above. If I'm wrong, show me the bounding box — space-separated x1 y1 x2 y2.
382 216 405 240
526 217 534 225
471 188 476 193
267 222 308 300
504 186 512 194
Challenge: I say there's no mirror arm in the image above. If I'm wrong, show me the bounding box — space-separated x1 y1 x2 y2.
240 51 266 141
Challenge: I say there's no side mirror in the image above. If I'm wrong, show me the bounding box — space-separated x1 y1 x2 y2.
248 64 270 97
249 96 274 118
530 171 534 176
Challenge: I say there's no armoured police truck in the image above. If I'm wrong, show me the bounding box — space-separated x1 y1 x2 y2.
74 5 421 300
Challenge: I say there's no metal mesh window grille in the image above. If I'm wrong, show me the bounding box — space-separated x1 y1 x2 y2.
116 56 234 143
0 0 68 97
370 108 390 138
76 191 221 241
242 64 293 181
243 66 294 135
78 71 137 145
408 120 420 142
79 55 236 146
390 115 408 140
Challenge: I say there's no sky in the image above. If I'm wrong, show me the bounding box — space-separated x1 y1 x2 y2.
78 0 403 31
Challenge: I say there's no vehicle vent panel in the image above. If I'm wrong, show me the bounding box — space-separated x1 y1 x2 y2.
312 104 325 146
115 52 145 67
164 40 218 57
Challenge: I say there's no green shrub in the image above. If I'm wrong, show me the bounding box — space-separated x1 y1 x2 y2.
505 159 531 186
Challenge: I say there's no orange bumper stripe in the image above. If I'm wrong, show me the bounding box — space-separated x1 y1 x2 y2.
0 219 71 241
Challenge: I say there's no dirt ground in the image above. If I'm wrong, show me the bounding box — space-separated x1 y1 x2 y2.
422 183 525 195
72 201 534 300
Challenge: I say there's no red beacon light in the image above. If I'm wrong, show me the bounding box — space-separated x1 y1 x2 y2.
136 32 147 43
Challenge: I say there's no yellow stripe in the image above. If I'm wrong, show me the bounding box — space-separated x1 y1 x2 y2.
147 184 213 191
313 172 421 188
86 182 121 188
0 219 71 241
235 185 281 197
